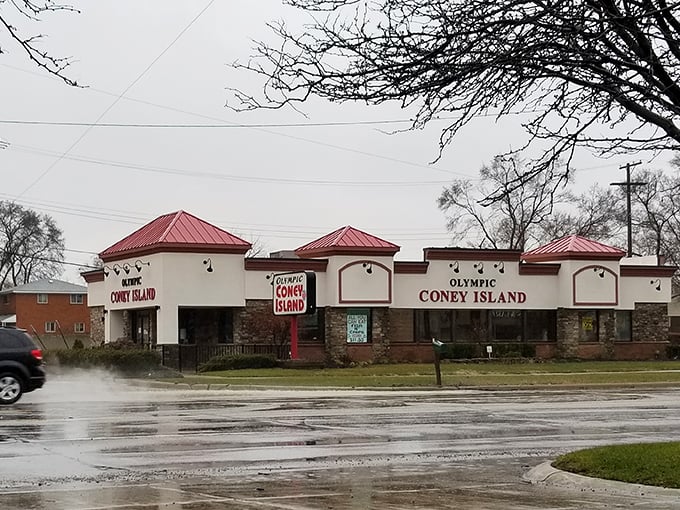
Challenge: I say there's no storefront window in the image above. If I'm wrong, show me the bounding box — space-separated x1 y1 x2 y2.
453 309 487 342
489 310 523 341
347 308 372 343
525 310 557 341
415 309 453 342
217 309 234 344
299 308 325 342
179 307 233 344
578 310 599 342
615 310 632 341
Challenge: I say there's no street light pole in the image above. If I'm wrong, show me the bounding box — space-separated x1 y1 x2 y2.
610 161 645 257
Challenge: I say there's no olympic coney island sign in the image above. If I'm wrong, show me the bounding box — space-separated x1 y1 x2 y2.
418 276 527 304
272 271 317 315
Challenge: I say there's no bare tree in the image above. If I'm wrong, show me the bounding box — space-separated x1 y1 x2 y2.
437 155 569 250
438 156 626 250
0 201 65 288
232 0 680 195
536 186 625 244
632 167 680 265
0 0 78 85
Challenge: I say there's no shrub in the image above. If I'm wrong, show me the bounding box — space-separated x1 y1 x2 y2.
198 354 278 372
667 344 680 359
46 347 161 375
71 338 84 350
437 342 536 360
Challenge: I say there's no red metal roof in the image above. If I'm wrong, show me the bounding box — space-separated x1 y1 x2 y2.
295 226 400 258
100 211 251 261
522 235 625 262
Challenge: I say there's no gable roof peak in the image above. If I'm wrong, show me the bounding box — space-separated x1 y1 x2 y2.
295 225 400 258
522 235 625 262
100 210 251 261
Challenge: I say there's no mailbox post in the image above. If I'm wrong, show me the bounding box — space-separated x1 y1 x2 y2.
432 338 444 387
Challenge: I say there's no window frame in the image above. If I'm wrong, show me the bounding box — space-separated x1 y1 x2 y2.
37 293 48 304
346 308 372 344
45 321 56 333
74 322 85 333
70 294 84 305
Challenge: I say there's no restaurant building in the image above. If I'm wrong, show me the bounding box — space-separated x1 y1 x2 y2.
82 210 676 364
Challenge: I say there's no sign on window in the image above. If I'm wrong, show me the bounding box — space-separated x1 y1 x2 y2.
347 309 369 343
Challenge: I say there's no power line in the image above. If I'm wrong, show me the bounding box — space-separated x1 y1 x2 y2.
16 0 216 198
0 119 416 128
9 143 458 186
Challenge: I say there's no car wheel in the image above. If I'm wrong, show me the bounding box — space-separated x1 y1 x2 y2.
0 373 23 405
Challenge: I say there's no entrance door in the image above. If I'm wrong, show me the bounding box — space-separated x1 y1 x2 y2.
131 309 156 348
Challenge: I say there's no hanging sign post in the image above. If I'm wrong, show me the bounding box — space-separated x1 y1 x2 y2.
272 271 316 360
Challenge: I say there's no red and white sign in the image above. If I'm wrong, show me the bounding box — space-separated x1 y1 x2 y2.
272 271 316 315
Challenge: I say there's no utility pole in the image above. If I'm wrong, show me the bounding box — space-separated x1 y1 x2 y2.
610 161 646 257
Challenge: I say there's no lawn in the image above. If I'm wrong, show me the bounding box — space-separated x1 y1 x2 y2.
553 442 680 489
170 360 680 388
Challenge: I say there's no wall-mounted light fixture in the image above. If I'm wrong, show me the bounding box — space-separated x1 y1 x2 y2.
265 272 275 284
103 265 112 277
122 263 131 275
362 262 373 274
134 260 150 273
112 263 122 275
449 261 459 273
473 262 484 274
593 267 606 278
651 279 661 291
203 258 213 273
494 261 505 274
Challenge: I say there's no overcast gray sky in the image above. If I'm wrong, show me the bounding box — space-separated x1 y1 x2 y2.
0 1 667 283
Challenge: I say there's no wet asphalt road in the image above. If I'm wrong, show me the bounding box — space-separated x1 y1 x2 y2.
1 372 680 509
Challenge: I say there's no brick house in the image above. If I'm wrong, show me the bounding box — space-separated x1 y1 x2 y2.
0 279 90 349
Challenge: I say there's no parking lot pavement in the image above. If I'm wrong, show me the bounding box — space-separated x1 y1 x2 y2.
1 372 680 509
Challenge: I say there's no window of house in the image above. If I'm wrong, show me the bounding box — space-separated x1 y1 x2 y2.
70 294 84 304
615 310 632 341
74 322 85 333
45 321 56 333
37 294 48 304
298 308 325 342
347 308 372 343
578 310 599 342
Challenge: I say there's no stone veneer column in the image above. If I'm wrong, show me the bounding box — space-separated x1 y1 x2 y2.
599 310 615 359
120 310 131 341
633 303 669 342
89 306 105 345
234 300 273 344
371 308 390 363
325 307 348 365
556 308 579 359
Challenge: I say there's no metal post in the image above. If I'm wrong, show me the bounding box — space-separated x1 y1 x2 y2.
290 315 298 360
610 161 645 257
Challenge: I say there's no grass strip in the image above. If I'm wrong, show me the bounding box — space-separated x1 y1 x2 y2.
168 361 680 387
553 442 680 488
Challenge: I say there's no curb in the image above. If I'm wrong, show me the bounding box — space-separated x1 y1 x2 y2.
523 461 680 497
